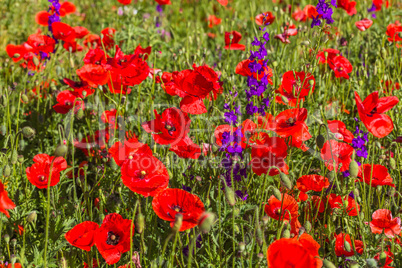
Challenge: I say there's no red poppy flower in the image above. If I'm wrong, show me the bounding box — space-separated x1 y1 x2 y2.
152 188 205 231
370 209 401 238
316 48 339 64
155 0 171 5
0 181 16 218
355 18 373 31
292 233 321 257
265 194 298 223
235 59 273 84
142 108 191 145
63 41 83 52
35 11 50 26
358 164 395 187
383 80 400 94
134 44 152 60
26 154 67 188
169 136 201 159
84 259 99 268
355 91 399 138
386 22 402 42
101 28 116 50
26 34 56 55
75 129 111 157
337 0 357 15
309 195 326 213
216 0 228 6
73 26 89 39
275 71 315 107
274 25 298 44
327 194 360 216
0 264 22 268
251 134 289 176
273 108 312 147
297 175 329 194
65 221 99 251
304 5 319 19
207 15 221 28
63 78 95 98
117 0 132 4
77 64 109 88
267 238 322 268
83 34 101 49
59 1 76 16
334 233 364 256
321 140 353 172
101 109 118 128
292 8 307 22
5 44 30 63
109 136 152 167
224 31 246 51
328 55 353 79
327 120 354 143
52 22 76 42
53 90 84 114
94 213 133 265
374 245 394 268
255 12 275 26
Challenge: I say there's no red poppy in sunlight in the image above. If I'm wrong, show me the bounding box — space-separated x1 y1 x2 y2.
6 44 29 63
101 27 116 50
94 213 133 265
370 209 401 238
327 120 354 143
117 0 132 5
26 154 67 188
169 136 201 159
328 55 353 79
309 195 326 213
65 221 99 251
35 11 50 26
84 259 99 268
134 44 152 60
155 0 171 5
207 15 221 28
59 1 76 16
26 34 56 55
0 182 16 218
355 18 373 31
216 0 228 6
337 0 357 15
152 188 205 231
75 129 111 157
374 245 394 268
358 164 395 187
316 48 339 64
142 108 191 145
109 136 152 166
52 22 76 42
235 59 273 84
334 233 364 256
321 140 353 172
386 22 402 42
274 25 298 44
265 194 298 223
275 71 315 107
251 134 289 176
327 194 360 216
83 34 101 49
224 31 246 51
355 91 399 138
77 64 109 88
255 12 275 26
0 264 22 268
63 78 95 98
267 238 322 268
297 175 329 194
101 109 118 128
53 90 84 114
293 233 321 257
121 152 169 197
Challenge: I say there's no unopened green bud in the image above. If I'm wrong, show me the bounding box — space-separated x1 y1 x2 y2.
0 125 6 136
10 150 18 165
262 215 269 226
308 79 314 86
3 165 11 177
17 155 24 164
272 61 278 67
54 144 68 157
33 56 40 66
198 212 216 233
272 187 282 201
358 80 364 86
389 158 396 170
22 126 35 138
4 234 10 244
256 225 264 246
300 40 310 46
344 241 351 252
366 258 378 268
349 261 359 268
298 227 305 237
10 238 17 247
316 134 325 149
349 160 359 178
21 94 29 103
280 173 292 190
379 252 387 266
76 108 84 120
238 242 245 252
281 95 289 104
136 213 145 234
225 184 236 206
59 257 67 268
172 213 183 233
282 229 290 238
304 221 312 233
13 53 20 58
27 211 37 223
323 259 336 268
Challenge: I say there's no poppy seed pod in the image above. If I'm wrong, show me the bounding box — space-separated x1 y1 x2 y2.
280 172 292 190
349 160 359 178
172 213 183 233
136 212 145 234
323 259 336 268
27 211 37 223
4 234 10 244
54 144 68 157
22 126 36 138
316 134 325 149
198 212 215 233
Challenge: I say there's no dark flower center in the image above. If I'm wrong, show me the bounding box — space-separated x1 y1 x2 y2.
171 205 183 213
139 170 147 179
38 175 46 182
367 107 377 117
286 118 296 126
165 123 176 135
106 231 120 246
65 101 72 106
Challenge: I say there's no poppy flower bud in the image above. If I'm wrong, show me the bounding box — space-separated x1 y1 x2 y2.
349 160 359 178
224 185 236 206
22 126 36 138
0 125 6 136
10 238 17 247
304 221 312 233
136 212 145 234
316 134 325 149
381 48 387 58
298 227 305 237
324 51 329 58
33 56 40 66
238 242 245 252
323 259 336 268
327 171 335 181
272 61 278 67
256 225 264 246
281 95 289 104
198 212 215 233
17 155 24 164
272 187 282 201
358 80 364 86
262 215 269 226
172 213 183 233
365 259 377 268
282 229 290 238
389 158 396 170
4 234 10 244
280 173 292 190
344 240 351 252
10 150 18 165
378 251 387 266
27 211 37 223
76 108 84 120
54 144 68 157
13 53 20 58
59 257 68 268
1 96 7 107
348 261 359 268
300 40 310 46
3 165 11 177
21 94 29 103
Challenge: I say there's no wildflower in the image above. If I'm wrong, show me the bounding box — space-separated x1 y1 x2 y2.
0 182 16 218
321 140 353 172
224 31 246 51
370 209 401 238
355 18 373 31
334 233 364 256
358 164 395 187
65 221 99 251
26 154 67 188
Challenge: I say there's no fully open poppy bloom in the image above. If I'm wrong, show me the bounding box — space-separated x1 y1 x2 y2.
65 221 99 251
327 120 354 143
152 188 205 231
316 48 339 64
63 78 94 98
327 194 360 216
235 59 273 84
216 0 227 6
334 233 364 256
207 15 221 28
355 18 373 31
370 209 401 238
121 152 169 197
26 34 56 55
292 5 318 21
251 133 289 176
94 213 133 265
321 140 353 172
83 34 101 49
0 182 16 218
142 108 191 145
101 28 116 50
297 175 329 194
255 12 275 26
265 194 299 223
109 136 151 166
52 22 76 42
77 64 109 88
355 91 399 138
337 0 357 15
386 22 402 42
275 71 315 107
73 26 90 39
224 31 246 51
59 1 76 16
26 154 67 188
155 0 171 5
358 164 395 187
169 136 201 159
35 11 50 26
328 55 353 79
53 90 84 114
267 238 322 268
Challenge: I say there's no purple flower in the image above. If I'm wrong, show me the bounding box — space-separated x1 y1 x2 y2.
224 111 238 125
235 190 248 201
